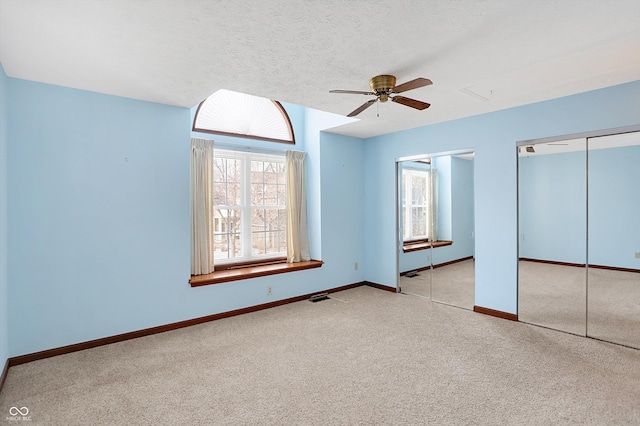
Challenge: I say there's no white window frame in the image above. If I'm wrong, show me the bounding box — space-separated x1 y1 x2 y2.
402 168 431 242
213 148 287 265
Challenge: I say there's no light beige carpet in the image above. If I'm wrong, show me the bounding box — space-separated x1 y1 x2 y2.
400 259 475 310
518 261 587 336
519 260 640 349
2 286 639 425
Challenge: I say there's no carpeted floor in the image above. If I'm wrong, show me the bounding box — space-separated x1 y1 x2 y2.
518 261 587 336
519 260 640 349
400 259 475 310
1 285 639 425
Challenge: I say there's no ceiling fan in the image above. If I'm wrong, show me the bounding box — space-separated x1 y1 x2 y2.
330 74 432 117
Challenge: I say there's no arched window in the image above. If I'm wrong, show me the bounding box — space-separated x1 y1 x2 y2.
193 89 295 144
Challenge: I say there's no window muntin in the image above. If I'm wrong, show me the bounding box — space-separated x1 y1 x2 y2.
193 89 295 144
213 148 287 264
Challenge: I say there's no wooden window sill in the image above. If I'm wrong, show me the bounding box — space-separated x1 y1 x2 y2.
403 240 452 253
190 259 324 287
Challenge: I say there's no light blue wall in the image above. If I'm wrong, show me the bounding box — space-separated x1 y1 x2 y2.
7 79 365 357
519 150 587 264
302 109 358 261
7 79 191 356
0 64 9 368
434 156 452 241
519 145 640 269
319 132 366 284
364 80 640 314
589 145 640 269
449 156 475 259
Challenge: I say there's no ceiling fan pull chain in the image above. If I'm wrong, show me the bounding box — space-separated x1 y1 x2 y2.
377 100 379 118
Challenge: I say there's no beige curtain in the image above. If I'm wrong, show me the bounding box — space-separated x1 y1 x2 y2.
429 168 437 241
190 138 215 275
285 150 310 263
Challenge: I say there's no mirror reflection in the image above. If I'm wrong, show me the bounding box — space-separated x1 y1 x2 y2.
518 130 640 349
398 152 475 310
587 132 640 349
518 139 587 335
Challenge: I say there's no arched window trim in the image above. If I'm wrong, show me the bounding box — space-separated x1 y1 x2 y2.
192 94 295 145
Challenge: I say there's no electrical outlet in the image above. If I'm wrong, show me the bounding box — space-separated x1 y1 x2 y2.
354 262 358 270
635 252 640 259
267 286 272 295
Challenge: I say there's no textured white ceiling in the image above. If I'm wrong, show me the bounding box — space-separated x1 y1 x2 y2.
1 0 639 138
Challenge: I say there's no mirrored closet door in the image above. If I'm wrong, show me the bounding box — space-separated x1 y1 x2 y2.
518 128 640 349
517 139 587 335
397 152 475 310
587 132 640 349
397 158 432 299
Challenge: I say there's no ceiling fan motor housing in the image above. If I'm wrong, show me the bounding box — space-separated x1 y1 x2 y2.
370 75 396 102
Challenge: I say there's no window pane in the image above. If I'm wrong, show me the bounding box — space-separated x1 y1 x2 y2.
277 163 285 184
252 209 266 232
402 206 407 238
265 231 281 254
214 158 242 206
412 207 427 237
401 174 406 207
252 233 265 256
213 159 228 205
276 230 287 253
213 234 229 261
251 160 264 184
277 184 286 206
278 208 287 231
213 158 226 182
412 175 427 204
251 183 264 206
213 184 227 206
264 184 279 206
264 162 279 183
266 209 282 231
228 159 241 182
228 182 241 206
213 209 242 261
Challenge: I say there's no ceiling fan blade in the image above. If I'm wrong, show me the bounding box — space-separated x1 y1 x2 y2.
330 89 375 95
347 99 376 117
391 96 430 110
393 78 433 93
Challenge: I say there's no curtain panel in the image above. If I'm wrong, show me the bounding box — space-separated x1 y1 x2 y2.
190 138 215 275
285 150 310 263
430 168 437 242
